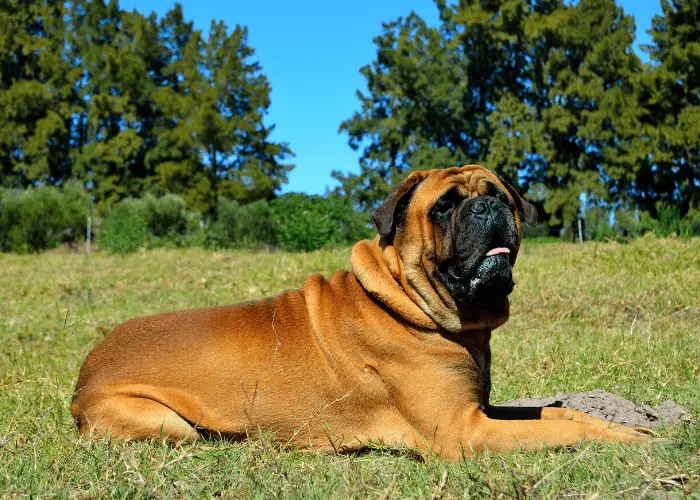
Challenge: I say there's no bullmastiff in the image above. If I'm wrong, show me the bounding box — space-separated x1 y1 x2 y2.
72 165 648 460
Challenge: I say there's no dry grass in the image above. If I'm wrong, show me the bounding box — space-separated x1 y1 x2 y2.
0 237 698 497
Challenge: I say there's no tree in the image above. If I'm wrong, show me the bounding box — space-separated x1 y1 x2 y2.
635 0 699 217
147 15 293 214
336 0 645 230
0 0 75 187
0 0 293 214
69 0 162 209
336 1 558 215
530 0 643 226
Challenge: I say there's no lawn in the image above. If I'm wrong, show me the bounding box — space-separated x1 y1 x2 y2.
1 237 698 497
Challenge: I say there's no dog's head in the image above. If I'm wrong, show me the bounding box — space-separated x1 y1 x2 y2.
359 165 537 332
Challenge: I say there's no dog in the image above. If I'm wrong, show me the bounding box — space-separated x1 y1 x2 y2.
71 165 648 461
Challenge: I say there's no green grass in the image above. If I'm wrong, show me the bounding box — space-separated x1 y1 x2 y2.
1 237 698 497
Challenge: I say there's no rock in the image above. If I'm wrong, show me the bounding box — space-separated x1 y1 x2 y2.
504 389 690 428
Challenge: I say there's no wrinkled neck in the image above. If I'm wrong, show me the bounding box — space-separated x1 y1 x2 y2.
351 236 510 334
351 237 440 330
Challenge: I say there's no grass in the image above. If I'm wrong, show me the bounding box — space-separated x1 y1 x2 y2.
1 237 698 497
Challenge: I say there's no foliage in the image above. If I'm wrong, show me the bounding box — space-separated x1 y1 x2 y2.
0 240 697 496
99 208 148 254
336 0 698 231
1 0 697 245
635 0 700 217
0 1 293 213
207 198 277 249
99 193 201 253
582 204 700 242
98 192 372 254
270 193 373 252
142 194 192 238
208 193 373 252
0 182 89 252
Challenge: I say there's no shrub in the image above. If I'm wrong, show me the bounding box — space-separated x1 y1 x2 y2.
99 193 201 253
582 204 700 242
270 193 372 252
0 189 22 252
522 221 552 239
61 182 92 245
207 194 372 251
684 208 700 236
240 200 278 247
0 182 89 253
99 199 148 253
143 193 189 237
207 198 242 248
208 198 277 249
584 207 617 241
656 205 697 237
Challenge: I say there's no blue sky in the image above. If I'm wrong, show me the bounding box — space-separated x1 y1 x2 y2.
119 0 662 195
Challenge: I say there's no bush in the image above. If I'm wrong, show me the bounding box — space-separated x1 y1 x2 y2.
0 189 23 252
99 193 201 253
522 221 552 239
581 204 700 242
242 200 278 247
0 182 89 252
143 193 189 237
585 207 617 241
61 182 92 245
99 210 148 254
207 193 372 251
655 205 699 237
270 193 372 252
208 198 277 249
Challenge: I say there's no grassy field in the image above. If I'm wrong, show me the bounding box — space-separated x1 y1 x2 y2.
1 237 698 498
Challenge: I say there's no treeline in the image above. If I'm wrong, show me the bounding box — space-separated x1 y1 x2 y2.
0 185 372 253
2 184 695 254
0 0 292 214
0 0 698 251
334 0 699 233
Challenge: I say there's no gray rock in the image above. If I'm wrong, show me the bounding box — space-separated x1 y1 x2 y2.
503 389 690 428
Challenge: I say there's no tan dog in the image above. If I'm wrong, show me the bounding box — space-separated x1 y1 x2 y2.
72 165 648 460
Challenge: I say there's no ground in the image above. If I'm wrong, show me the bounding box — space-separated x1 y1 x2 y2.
0 237 698 497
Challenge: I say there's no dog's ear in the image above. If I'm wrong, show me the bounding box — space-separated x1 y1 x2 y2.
373 172 428 238
496 175 538 226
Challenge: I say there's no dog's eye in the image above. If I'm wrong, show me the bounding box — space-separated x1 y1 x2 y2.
432 197 456 217
494 190 513 209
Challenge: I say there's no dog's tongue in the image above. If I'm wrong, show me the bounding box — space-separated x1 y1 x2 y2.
486 247 511 257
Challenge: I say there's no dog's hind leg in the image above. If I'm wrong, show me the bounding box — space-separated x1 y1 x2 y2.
73 395 199 442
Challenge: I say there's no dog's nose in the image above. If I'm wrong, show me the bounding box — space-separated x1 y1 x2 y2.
470 197 502 216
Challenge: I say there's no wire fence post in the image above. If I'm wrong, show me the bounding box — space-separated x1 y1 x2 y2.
87 216 92 255
577 218 583 244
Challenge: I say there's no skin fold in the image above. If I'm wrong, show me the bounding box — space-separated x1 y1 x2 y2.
72 165 650 460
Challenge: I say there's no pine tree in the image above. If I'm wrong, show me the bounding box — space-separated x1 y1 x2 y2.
148 11 293 214
0 0 75 186
531 0 643 226
145 5 208 211
636 0 699 216
336 1 561 216
1 0 293 213
337 0 645 230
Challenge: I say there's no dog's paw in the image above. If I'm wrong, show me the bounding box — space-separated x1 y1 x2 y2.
630 426 659 437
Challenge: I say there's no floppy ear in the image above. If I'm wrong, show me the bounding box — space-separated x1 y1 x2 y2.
496 175 538 226
373 172 428 238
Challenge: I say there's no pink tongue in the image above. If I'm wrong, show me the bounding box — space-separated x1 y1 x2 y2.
486 247 511 257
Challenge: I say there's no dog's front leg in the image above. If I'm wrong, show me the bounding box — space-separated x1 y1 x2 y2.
485 405 652 436
420 404 650 462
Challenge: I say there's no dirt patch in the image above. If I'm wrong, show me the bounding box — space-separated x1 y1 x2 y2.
504 389 690 428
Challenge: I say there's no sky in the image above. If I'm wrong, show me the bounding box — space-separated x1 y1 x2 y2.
119 0 663 195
